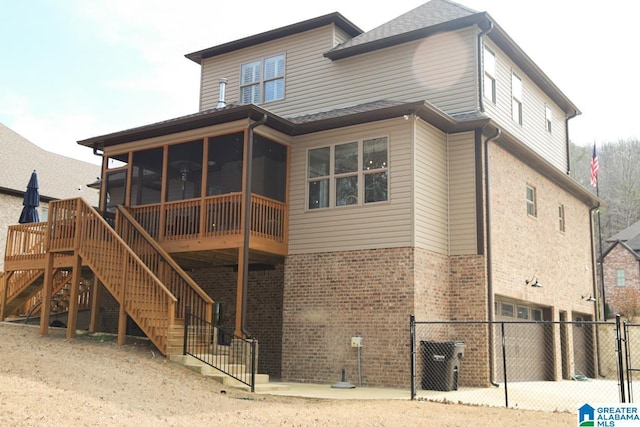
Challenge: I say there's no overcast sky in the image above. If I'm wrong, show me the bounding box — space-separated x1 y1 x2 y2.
1 0 637 165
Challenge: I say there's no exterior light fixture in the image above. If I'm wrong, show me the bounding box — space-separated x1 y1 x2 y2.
525 277 542 287
581 294 596 302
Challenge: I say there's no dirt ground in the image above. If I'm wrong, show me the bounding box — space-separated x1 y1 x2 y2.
0 322 575 426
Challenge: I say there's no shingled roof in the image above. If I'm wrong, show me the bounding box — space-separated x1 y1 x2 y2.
607 220 640 251
0 123 100 205
327 0 478 56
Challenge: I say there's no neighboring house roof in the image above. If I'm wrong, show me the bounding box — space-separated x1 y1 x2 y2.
0 123 100 206
607 220 640 244
602 240 640 261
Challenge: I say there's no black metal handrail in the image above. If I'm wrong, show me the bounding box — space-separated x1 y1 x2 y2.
184 306 257 392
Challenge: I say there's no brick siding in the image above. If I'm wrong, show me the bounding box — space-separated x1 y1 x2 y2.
603 243 640 315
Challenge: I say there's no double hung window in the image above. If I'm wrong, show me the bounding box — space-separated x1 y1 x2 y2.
511 72 523 124
307 137 388 209
483 47 496 103
240 54 285 104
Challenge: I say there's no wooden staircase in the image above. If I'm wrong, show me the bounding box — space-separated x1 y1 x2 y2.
2 198 276 392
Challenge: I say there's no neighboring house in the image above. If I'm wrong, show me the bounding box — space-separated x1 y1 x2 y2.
2 0 601 388
602 221 640 317
0 123 100 271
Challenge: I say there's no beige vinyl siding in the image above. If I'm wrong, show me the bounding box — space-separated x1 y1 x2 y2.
199 26 478 117
200 26 336 111
414 120 448 254
448 131 477 255
482 39 567 171
288 118 413 253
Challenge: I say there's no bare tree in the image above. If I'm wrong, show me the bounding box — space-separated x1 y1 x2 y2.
570 138 640 239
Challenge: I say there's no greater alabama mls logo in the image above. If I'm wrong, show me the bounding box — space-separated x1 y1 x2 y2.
579 404 640 426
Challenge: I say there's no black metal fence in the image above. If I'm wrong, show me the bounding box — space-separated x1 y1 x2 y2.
184 307 257 392
410 315 638 412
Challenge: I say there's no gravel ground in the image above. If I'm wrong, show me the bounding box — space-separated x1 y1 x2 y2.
0 322 575 426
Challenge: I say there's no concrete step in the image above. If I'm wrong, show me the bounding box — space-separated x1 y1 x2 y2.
172 353 273 391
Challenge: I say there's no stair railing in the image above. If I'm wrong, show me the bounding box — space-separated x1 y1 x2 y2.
184 306 257 392
49 198 177 354
116 205 214 324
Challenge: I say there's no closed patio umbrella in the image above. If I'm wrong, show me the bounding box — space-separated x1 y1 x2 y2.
18 170 40 223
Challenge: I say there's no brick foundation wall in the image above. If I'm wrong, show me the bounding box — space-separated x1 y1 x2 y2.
282 248 415 387
189 265 284 379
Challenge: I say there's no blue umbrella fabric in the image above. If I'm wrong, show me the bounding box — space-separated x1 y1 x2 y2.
19 170 40 223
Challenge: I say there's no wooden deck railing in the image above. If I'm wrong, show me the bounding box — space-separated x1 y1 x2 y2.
4 269 43 305
128 193 286 244
117 206 213 323
4 222 47 263
49 198 177 354
21 270 92 317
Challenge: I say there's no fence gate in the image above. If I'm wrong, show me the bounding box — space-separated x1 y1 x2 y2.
623 319 640 403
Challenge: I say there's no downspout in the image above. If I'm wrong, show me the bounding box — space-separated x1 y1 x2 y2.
564 110 578 175
589 201 605 377
484 127 501 387
241 113 268 337
477 20 494 113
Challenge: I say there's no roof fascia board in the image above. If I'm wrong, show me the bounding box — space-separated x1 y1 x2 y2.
77 100 485 150
484 16 580 116
185 12 362 64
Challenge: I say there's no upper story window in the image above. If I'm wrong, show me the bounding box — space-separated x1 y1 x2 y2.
240 54 285 104
483 47 496 103
307 137 388 210
526 184 536 217
558 204 565 232
545 105 553 133
511 72 523 124
617 269 626 286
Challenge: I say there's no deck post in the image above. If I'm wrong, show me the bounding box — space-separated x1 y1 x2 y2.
89 275 101 333
235 246 245 337
117 255 128 346
0 271 11 320
39 252 55 336
66 252 82 339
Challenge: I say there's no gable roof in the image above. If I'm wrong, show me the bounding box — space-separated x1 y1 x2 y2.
324 0 579 116
607 220 640 245
0 123 100 205
602 240 640 261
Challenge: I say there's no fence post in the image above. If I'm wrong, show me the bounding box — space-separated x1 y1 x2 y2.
410 314 416 400
616 314 626 403
183 306 190 356
501 321 509 408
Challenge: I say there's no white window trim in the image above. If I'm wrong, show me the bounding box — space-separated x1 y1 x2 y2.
305 137 389 211
511 72 523 125
483 47 496 104
526 184 537 218
240 53 286 105
545 104 553 133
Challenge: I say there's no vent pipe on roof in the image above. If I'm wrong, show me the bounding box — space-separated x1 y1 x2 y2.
216 78 227 108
